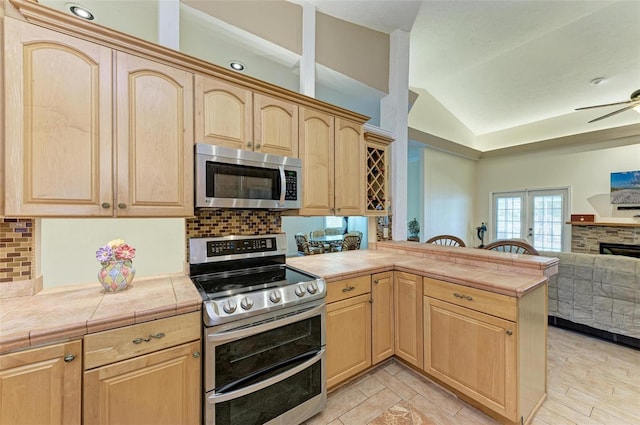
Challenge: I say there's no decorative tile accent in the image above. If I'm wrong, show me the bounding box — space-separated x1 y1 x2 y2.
571 225 640 253
185 209 282 258
0 218 35 283
376 215 393 241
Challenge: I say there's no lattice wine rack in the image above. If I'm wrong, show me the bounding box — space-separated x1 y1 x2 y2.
364 131 393 216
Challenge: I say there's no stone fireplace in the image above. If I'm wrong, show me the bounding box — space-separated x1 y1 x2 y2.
571 223 640 254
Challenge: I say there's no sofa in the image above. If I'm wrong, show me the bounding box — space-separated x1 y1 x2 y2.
539 250 640 348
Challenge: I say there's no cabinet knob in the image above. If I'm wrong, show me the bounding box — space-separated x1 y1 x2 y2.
255 143 261 149
193 351 201 358
101 202 111 209
63 354 75 363
374 279 379 284
247 141 253 148
117 203 127 209
506 330 513 336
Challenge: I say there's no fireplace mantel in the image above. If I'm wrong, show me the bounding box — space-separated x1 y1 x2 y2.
568 221 640 228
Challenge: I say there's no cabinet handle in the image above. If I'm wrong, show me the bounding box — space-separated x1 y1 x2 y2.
453 292 463 298
117 203 127 209
101 202 111 209
506 330 513 336
193 351 201 358
373 279 379 284
464 295 473 301
342 286 355 292
63 354 75 363
132 332 165 344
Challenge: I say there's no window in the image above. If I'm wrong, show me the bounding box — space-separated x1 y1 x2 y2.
324 216 343 229
492 188 569 252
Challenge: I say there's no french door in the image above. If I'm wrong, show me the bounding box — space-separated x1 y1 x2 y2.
492 188 569 252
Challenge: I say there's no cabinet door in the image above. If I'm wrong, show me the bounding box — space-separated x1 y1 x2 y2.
394 272 423 368
298 107 334 215
115 52 194 217
334 118 364 215
326 293 371 388
424 297 517 421
372 271 394 364
83 341 201 425
4 19 113 216
254 93 298 157
194 75 253 150
0 340 81 425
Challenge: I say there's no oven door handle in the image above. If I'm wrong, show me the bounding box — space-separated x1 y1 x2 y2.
208 348 324 404
207 303 324 343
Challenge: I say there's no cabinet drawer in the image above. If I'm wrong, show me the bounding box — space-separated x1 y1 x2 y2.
326 276 371 304
423 277 516 321
84 312 200 369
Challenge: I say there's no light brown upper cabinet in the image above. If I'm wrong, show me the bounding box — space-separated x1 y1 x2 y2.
4 20 193 217
296 107 364 216
195 75 298 158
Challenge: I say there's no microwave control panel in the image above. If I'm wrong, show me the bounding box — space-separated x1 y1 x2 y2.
284 170 298 201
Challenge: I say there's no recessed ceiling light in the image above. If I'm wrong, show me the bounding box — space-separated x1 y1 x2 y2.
66 3 95 20
229 61 246 72
589 77 607 86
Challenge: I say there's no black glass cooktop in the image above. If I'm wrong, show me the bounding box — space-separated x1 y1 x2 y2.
192 264 316 300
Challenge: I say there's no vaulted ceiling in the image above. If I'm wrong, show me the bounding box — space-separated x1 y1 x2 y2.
38 0 640 151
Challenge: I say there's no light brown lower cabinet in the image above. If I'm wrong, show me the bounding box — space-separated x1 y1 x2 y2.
83 312 202 425
394 272 423 368
0 340 82 425
326 276 371 388
83 341 201 425
423 277 547 425
371 271 394 364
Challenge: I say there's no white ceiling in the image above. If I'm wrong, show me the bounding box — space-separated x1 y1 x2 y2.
38 0 640 150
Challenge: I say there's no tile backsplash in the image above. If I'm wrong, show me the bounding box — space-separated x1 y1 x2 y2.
185 209 282 258
0 218 35 283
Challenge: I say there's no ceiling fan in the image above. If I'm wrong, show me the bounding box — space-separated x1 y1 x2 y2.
575 88 640 123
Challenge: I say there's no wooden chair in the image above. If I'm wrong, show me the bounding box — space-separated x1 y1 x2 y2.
295 233 324 255
425 235 466 247
483 239 539 255
341 233 362 251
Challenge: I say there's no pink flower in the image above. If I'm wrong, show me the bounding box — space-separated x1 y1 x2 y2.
114 244 136 260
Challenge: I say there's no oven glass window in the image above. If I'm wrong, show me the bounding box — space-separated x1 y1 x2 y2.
215 315 321 390
206 162 280 200
215 360 322 425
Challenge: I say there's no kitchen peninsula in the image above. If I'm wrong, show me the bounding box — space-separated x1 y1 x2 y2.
288 241 558 425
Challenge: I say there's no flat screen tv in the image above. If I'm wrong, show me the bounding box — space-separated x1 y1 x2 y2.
611 170 640 204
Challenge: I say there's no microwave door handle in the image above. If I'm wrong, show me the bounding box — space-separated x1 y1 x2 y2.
278 165 286 206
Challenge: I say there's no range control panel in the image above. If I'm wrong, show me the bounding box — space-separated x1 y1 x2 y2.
206 237 276 257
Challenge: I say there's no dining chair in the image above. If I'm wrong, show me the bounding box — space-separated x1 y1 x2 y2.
483 239 539 255
341 233 362 251
324 228 341 236
295 233 324 255
425 234 466 247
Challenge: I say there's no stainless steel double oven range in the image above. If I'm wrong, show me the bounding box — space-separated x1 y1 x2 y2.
189 234 327 425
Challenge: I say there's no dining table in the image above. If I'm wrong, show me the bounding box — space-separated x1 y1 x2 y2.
308 234 344 252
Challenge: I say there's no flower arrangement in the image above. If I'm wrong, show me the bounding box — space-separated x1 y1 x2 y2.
96 239 136 266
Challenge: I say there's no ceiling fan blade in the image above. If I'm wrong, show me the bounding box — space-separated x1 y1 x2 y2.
587 104 637 123
575 99 634 110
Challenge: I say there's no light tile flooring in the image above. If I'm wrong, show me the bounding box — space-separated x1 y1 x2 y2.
305 326 640 425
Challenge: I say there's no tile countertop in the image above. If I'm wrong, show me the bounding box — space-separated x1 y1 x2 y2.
0 274 202 354
288 241 559 299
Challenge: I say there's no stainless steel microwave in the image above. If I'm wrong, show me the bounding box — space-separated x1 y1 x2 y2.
195 144 302 210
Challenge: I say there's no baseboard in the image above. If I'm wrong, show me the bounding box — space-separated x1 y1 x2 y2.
548 316 640 350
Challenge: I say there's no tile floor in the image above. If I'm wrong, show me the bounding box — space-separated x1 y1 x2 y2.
304 326 640 425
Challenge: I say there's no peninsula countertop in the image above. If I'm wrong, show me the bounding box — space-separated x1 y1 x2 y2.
287 241 558 298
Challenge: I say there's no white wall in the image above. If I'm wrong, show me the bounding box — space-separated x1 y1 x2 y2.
422 147 477 246
41 219 186 288
475 139 640 227
407 151 422 238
